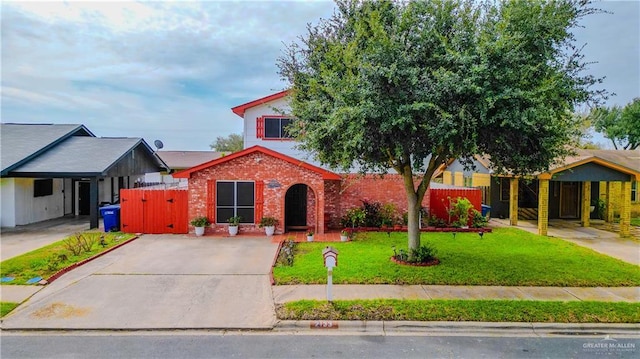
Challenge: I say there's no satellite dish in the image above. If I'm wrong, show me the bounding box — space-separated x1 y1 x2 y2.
154 140 164 150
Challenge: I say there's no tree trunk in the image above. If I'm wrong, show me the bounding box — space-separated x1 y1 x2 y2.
401 167 426 255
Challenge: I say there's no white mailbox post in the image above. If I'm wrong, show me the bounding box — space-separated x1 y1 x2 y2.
322 246 339 302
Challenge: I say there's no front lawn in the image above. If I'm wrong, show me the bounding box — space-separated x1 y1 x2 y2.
273 228 640 286
278 299 640 323
1 302 19 317
1 231 136 285
631 217 640 227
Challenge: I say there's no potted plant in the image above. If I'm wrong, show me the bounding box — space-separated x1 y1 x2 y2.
228 216 241 236
340 229 349 242
306 229 314 242
259 216 279 236
190 216 210 237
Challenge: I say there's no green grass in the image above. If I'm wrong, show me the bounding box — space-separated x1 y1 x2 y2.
631 217 640 227
277 299 640 323
1 302 19 317
1 231 135 285
273 228 640 286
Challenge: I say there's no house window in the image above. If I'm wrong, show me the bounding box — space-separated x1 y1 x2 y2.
34 179 53 197
256 116 293 139
216 181 254 223
632 181 638 202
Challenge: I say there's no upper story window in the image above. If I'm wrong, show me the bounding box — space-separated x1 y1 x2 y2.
257 116 293 140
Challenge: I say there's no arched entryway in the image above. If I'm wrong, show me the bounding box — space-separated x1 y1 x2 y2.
285 184 315 231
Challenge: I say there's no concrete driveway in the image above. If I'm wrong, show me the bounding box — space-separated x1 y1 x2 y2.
1 235 279 330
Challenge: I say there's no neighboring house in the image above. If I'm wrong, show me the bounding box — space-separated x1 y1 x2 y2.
489 149 640 237
175 91 437 234
145 151 227 187
0 123 167 229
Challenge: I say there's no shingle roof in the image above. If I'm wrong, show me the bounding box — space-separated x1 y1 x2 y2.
1 123 93 174
12 137 148 175
156 151 227 170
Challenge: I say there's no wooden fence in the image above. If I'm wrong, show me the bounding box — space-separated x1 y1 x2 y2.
120 189 188 234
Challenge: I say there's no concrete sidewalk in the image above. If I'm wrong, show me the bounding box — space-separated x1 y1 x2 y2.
273 284 640 303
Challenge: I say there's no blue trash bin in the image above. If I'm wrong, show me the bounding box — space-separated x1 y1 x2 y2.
481 204 491 218
100 204 121 232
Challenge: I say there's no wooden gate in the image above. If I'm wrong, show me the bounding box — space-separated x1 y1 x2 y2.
120 189 188 234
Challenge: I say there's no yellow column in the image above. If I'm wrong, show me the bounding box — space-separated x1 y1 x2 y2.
443 171 452 185
620 181 631 237
538 179 549 236
606 182 614 226
510 178 519 226
454 172 464 187
581 181 591 227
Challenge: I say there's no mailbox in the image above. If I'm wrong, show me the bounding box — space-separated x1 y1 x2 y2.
322 246 339 269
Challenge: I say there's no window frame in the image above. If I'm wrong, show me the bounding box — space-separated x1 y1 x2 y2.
632 181 638 203
256 115 294 140
215 181 255 224
34 179 53 197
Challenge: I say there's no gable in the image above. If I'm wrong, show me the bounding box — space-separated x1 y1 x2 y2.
173 146 340 180
549 162 634 182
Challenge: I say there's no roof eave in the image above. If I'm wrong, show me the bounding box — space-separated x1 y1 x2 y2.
231 90 290 118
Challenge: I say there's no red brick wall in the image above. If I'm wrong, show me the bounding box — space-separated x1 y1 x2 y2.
187 151 326 234
186 152 433 234
325 174 431 228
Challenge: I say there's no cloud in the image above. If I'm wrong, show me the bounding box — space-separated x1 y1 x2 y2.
1 0 637 151
1 0 335 150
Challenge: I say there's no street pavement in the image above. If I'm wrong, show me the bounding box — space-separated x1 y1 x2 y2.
1 218 639 332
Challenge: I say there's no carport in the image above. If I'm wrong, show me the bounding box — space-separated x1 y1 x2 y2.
503 152 640 237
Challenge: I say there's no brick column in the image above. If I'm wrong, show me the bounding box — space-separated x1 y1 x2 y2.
620 181 631 237
605 182 614 227
581 181 591 227
538 179 549 236
509 178 519 226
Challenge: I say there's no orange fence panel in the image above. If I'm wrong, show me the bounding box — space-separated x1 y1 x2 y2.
120 188 188 234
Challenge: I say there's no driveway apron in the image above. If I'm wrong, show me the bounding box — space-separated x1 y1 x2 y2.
1 235 279 330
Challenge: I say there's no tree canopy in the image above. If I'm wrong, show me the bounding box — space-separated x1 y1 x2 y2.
589 98 640 150
210 133 243 152
278 0 604 253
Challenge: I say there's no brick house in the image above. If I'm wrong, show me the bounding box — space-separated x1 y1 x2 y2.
174 91 432 235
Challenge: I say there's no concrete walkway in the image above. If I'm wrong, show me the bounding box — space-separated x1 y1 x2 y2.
273 285 640 303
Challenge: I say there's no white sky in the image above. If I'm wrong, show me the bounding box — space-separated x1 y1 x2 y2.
1 0 638 150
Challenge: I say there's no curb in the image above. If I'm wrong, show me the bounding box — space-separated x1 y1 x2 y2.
274 320 640 336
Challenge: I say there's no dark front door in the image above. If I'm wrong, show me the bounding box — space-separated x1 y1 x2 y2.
78 182 91 215
559 182 580 218
285 184 307 230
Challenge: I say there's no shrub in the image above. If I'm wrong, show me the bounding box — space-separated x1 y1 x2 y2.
410 244 437 263
342 207 366 228
361 200 383 227
63 233 84 256
471 209 488 228
392 243 437 263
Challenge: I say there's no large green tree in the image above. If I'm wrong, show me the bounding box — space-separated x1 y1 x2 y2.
210 133 243 152
278 0 603 253
589 99 640 150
